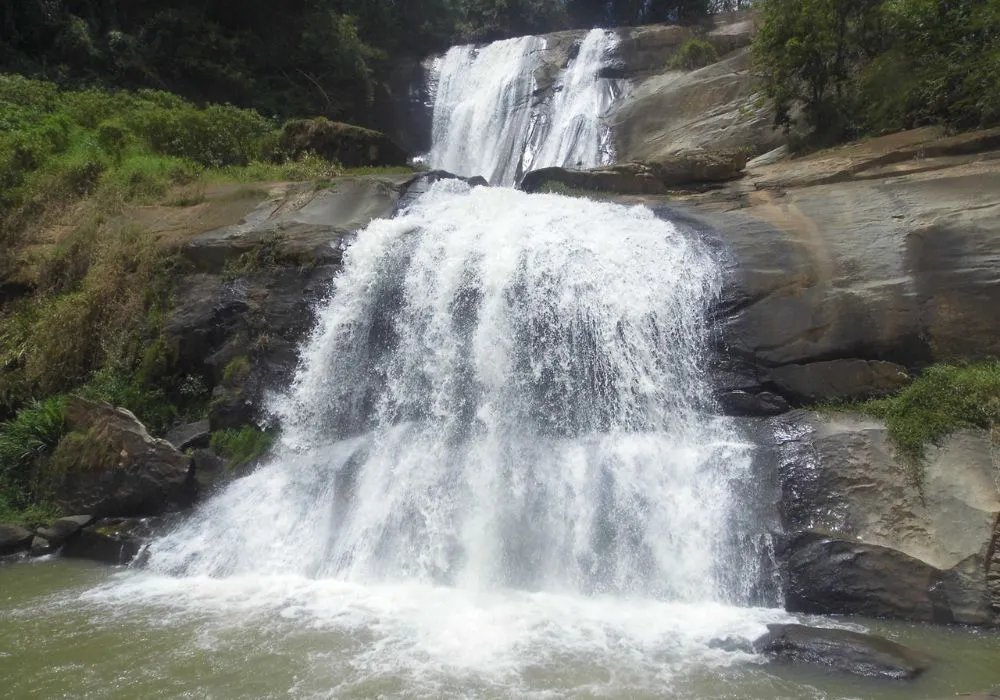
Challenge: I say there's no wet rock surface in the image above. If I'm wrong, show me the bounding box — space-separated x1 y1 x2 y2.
0 524 33 556
768 411 1000 625
754 623 930 680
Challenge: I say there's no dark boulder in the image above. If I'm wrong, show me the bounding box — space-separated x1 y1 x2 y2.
164 420 211 451
754 623 930 680
781 530 940 621
50 397 196 518
61 518 158 565
0 524 33 555
30 536 55 556
278 118 408 168
36 514 94 546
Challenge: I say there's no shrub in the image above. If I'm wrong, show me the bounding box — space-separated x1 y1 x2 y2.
0 396 68 522
854 361 1000 466
669 38 719 71
210 426 276 469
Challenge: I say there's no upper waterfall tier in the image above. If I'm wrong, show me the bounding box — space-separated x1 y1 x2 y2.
427 29 625 186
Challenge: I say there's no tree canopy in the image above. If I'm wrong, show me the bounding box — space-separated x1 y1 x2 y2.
1 0 732 125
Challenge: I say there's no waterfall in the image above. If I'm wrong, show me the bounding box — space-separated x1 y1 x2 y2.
143 181 759 603
427 30 623 186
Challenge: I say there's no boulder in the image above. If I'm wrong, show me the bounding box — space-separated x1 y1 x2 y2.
278 118 408 167
767 360 910 404
520 152 746 195
30 536 55 556
754 623 930 680
770 410 1000 624
50 397 196 518
36 514 94 546
61 518 154 565
164 420 211 452
0 524 33 555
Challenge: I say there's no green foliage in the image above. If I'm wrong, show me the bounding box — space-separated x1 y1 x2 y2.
210 427 276 469
222 357 253 387
754 0 1000 144
0 396 67 523
669 39 720 70
852 361 1000 466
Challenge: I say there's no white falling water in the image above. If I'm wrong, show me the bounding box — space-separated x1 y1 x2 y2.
427 30 623 186
103 182 787 696
427 37 544 186
144 182 755 601
528 29 623 173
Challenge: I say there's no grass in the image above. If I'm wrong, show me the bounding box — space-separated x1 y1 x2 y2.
826 361 1000 475
210 426 276 470
0 396 67 524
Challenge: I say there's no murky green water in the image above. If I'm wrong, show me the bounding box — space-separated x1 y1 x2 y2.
3 558 999 699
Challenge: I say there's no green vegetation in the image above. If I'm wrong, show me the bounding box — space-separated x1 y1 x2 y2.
0 1 731 129
0 397 67 523
754 0 1000 145
832 362 1000 471
669 38 720 71
211 427 277 470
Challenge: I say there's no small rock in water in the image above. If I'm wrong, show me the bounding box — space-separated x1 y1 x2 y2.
61 518 155 565
30 535 55 556
753 623 930 680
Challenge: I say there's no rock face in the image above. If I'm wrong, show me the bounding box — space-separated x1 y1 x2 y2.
768 410 1000 624
655 128 1000 410
612 48 782 164
164 175 414 429
754 623 930 680
51 397 195 518
164 173 475 431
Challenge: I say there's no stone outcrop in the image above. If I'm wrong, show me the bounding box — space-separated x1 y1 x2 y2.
50 397 195 518
278 118 408 168
520 151 747 194
767 410 1000 624
754 623 930 679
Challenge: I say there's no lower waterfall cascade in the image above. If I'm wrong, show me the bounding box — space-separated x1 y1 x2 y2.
143 181 764 601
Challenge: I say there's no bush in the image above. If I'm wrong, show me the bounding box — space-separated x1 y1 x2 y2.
854 361 1000 465
669 38 719 71
210 426 276 469
0 396 67 522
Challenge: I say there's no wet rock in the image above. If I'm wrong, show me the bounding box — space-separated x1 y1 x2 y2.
165 420 211 451
754 623 930 680
61 518 157 566
781 530 939 620
0 524 33 555
36 515 94 546
192 448 228 490
716 390 789 417
30 536 55 556
52 397 196 518
770 411 1000 624
767 360 910 404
